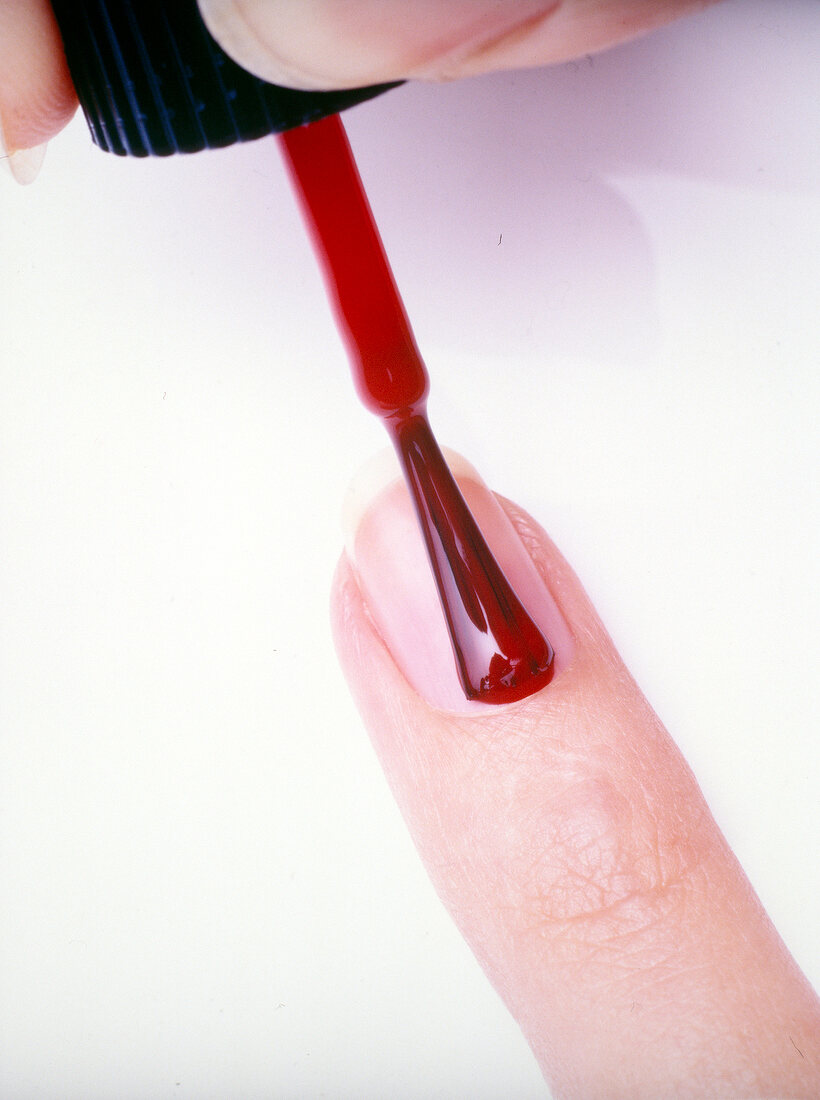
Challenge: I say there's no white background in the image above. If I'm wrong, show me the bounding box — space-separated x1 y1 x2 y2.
2 1 819 1096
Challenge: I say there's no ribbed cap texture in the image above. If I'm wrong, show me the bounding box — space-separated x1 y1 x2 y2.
51 0 398 156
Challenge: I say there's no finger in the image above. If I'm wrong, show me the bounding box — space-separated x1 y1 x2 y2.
332 450 820 1099
0 0 76 179
198 0 720 91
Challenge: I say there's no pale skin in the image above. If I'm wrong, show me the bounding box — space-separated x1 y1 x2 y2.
3 1 818 1095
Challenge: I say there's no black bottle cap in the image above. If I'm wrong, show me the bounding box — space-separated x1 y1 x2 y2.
50 0 399 156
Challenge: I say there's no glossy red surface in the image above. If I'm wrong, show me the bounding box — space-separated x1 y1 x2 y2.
279 114 554 703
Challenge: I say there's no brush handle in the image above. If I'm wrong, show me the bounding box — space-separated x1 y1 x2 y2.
50 0 399 157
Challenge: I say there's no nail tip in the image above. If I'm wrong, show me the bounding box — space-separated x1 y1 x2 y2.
4 143 47 185
341 444 485 549
341 446 401 552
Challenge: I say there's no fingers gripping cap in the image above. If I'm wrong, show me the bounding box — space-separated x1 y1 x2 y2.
50 0 399 156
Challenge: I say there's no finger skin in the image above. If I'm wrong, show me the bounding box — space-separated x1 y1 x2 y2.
0 0 77 151
0 0 715 148
331 483 820 1098
199 0 722 91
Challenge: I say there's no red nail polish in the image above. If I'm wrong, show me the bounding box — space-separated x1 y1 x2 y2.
279 115 554 704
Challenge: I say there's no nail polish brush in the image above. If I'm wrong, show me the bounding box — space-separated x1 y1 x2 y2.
50 0 555 703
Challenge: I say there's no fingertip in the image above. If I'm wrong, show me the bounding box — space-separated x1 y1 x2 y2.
332 460 820 1099
339 450 576 714
0 0 77 156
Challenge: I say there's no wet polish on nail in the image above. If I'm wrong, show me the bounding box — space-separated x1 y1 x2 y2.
279 114 559 705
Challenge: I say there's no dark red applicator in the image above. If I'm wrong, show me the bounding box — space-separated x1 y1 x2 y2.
279 116 554 704
50 0 555 703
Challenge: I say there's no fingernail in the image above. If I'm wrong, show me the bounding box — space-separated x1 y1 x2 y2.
0 115 47 185
342 447 574 713
408 3 562 82
198 0 309 87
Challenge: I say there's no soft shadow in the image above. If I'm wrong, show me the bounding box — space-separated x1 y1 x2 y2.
345 1 818 365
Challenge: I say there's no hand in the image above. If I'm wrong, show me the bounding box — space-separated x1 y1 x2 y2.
4 1 817 1094
336 451 820 1097
1 0 717 177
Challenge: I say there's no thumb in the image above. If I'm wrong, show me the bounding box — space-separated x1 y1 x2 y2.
331 450 820 1099
198 0 719 92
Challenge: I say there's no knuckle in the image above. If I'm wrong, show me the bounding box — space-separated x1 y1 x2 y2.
502 764 708 946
